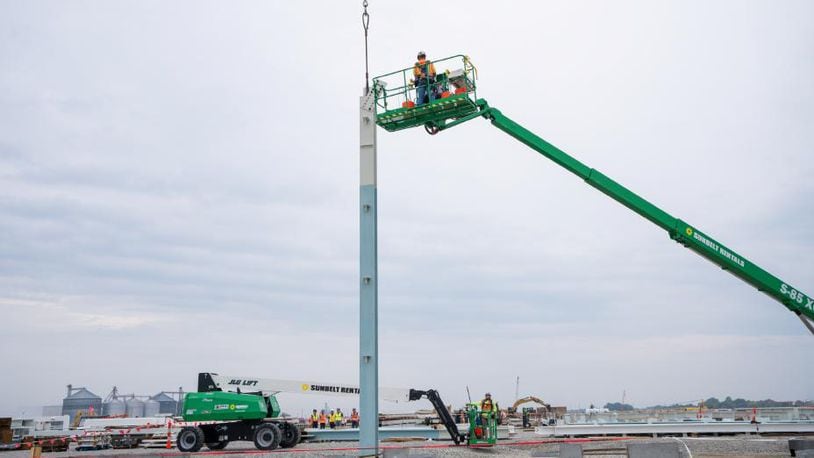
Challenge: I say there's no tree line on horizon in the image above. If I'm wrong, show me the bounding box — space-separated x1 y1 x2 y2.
604 396 812 411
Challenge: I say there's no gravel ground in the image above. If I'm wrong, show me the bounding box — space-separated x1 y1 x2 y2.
4 434 811 457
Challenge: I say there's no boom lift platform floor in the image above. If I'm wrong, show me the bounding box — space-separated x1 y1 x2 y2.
377 93 478 132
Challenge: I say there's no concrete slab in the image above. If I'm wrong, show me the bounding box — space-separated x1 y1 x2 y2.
304 426 442 442
790 438 814 450
382 450 434 458
383 450 409 458
559 443 582 458
627 442 680 458
536 421 814 437
529 451 558 457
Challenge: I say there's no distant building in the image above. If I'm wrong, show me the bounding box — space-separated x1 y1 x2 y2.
61 386 102 423
150 392 179 415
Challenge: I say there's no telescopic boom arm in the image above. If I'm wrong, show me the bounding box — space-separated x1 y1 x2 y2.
464 100 813 334
197 373 411 402
399 92 814 334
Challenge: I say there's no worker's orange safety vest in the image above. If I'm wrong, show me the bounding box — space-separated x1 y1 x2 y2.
413 60 436 79
351 412 360 421
481 399 494 412
319 414 327 423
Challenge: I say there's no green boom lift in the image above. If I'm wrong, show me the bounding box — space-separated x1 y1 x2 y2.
175 373 302 452
371 55 814 335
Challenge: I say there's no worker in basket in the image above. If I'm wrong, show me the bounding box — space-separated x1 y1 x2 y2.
310 409 319 428
479 392 498 439
413 51 437 105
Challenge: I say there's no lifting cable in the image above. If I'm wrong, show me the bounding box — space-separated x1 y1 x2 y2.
362 0 371 94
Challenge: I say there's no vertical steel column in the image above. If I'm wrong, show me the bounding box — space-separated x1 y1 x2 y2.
359 89 378 456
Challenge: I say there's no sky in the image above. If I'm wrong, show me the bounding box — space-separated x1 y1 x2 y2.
1 0 812 418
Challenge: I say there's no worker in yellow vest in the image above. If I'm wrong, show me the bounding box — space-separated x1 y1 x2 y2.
310 409 319 428
329 409 336 429
413 51 437 105
480 393 497 413
479 393 498 439
336 408 344 427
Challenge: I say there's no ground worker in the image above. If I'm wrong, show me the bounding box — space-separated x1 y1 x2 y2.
413 51 437 106
336 408 344 427
319 410 327 429
329 409 336 429
350 408 360 428
310 409 319 429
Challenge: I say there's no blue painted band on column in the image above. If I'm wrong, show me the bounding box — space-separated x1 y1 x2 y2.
359 183 378 455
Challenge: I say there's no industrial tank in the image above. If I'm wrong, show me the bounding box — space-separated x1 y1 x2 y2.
106 398 126 417
61 386 102 423
144 399 160 417
125 398 144 417
150 392 178 415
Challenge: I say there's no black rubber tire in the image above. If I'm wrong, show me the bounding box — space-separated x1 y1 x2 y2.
253 423 281 450
278 422 301 448
177 426 205 453
205 440 229 450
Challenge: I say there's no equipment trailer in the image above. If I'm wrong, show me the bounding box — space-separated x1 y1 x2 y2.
371 55 814 335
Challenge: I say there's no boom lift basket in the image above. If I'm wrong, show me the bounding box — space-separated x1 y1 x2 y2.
372 55 479 132
466 403 497 446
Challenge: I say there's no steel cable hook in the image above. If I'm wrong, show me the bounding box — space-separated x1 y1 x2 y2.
362 0 370 94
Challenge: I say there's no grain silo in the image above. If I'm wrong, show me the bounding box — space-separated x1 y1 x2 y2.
125 398 144 418
144 399 160 417
105 398 126 417
150 392 178 415
61 385 102 423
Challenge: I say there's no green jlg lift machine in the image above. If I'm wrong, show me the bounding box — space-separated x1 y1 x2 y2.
372 55 814 335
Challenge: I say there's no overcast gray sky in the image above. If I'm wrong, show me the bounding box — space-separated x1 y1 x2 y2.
1 0 812 417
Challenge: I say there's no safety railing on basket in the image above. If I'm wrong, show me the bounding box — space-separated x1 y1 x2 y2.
372 54 477 114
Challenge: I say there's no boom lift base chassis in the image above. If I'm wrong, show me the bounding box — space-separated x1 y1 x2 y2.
177 421 300 453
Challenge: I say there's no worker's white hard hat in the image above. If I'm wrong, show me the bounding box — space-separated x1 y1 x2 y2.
417 50 426 58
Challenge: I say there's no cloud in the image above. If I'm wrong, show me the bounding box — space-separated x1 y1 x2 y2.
2 296 165 331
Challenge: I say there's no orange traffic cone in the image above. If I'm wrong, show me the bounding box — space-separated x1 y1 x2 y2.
166 420 172 449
